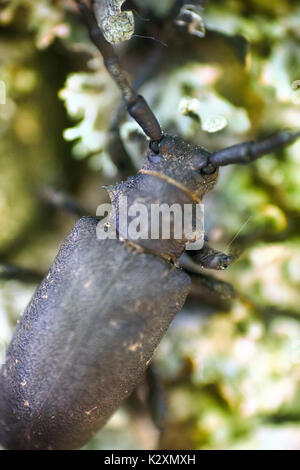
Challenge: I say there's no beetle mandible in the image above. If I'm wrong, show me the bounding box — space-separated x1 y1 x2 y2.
0 0 299 450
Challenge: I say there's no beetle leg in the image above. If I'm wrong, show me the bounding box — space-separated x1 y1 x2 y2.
186 242 235 270
38 186 90 218
145 363 167 432
0 263 43 283
180 253 235 308
202 130 300 172
188 271 235 303
128 363 167 432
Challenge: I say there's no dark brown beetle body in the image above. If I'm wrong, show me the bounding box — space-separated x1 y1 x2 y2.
0 136 218 450
0 220 189 450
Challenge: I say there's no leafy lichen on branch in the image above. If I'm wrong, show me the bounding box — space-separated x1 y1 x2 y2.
93 0 135 45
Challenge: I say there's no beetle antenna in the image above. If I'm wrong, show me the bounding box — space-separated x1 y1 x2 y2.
202 130 300 173
75 0 163 146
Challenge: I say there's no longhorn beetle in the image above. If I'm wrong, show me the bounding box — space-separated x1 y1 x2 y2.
0 0 299 450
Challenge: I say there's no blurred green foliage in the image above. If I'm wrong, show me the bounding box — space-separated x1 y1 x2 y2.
0 0 300 450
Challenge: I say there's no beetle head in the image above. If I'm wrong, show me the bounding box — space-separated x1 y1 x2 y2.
142 134 218 200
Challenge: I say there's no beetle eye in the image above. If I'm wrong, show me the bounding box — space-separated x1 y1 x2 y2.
148 154 162 164
201 163 217 175
149 140 160 154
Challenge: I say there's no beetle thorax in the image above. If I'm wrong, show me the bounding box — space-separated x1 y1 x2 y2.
106 135 216 261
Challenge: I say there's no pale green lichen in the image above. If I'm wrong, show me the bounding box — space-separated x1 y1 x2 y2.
93 0 135 45
59 67 119 175
175 4 206 38
0 0 70 49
